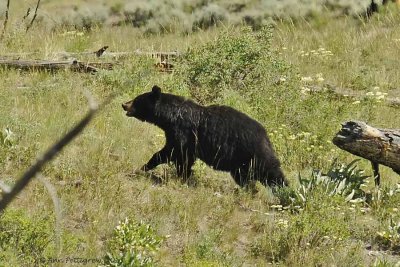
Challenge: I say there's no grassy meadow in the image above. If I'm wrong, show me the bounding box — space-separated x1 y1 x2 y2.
1 1 400 266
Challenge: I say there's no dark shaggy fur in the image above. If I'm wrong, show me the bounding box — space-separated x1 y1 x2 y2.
122 85 288 187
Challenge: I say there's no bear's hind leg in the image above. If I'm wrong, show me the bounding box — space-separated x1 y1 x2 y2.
175 155 195 181
264 167 288 187
230 167 251 187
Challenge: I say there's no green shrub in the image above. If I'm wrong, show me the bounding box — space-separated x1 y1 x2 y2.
297 159 369 202
0 209 53 265
122 1 190 34
102 218 164 267
276 159 369 208
176 25 289 104
0 127 15 148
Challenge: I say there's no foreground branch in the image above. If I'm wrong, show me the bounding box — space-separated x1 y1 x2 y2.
333 121 400 185
0 94 114 213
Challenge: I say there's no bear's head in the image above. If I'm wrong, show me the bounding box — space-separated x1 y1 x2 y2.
122 85 162 122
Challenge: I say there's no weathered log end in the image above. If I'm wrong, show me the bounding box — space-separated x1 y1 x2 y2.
333 120 400 184
333 121 384 144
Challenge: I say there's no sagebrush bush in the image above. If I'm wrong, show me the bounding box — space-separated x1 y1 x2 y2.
2 0 379 35
40 5 108 31
122 1 191 34
192 3 228 31
123 1 154 28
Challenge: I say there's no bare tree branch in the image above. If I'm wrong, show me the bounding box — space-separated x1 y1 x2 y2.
0 0 11 39
0 93 115 213
26 0 40 33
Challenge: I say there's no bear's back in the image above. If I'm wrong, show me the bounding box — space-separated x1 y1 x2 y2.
204 105 266 135
194 104 270 169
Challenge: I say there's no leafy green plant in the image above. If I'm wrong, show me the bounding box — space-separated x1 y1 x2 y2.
0 209 52 265
368 184 400 220
296 159 369 204
102 218 164 267
0 127 15 148
325 159 369 195
375 217 400 252
176 25 288 103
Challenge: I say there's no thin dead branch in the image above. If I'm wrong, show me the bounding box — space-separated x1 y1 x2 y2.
0 0 11 39
0 93 115 213
26 0 40 33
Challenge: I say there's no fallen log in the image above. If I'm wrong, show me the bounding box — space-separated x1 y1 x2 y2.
0 49 180 60
0 59 99 73
0 46 109 60
332 121 400 185
0 49 178 72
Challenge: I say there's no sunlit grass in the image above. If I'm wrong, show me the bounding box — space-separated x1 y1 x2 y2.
1 5 400 265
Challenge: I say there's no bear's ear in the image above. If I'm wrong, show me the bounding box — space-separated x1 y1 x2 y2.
151 85 161 99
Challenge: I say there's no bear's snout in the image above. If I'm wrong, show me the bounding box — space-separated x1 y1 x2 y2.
122 101 135 116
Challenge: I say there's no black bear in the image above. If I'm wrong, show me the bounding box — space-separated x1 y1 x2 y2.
122 85 288 187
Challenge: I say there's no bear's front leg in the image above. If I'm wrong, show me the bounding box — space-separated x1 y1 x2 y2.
141 145 173 171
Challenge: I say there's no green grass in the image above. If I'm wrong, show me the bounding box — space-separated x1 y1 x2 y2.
1 4 400 266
